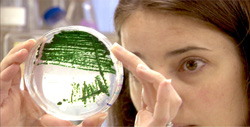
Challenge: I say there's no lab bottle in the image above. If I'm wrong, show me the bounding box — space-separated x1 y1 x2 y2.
43 7 71 28
66 0 98 29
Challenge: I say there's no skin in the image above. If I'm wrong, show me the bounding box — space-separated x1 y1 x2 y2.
111 9 248 126
0 40 107 126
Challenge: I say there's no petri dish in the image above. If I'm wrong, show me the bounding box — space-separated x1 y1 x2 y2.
24 26 123 120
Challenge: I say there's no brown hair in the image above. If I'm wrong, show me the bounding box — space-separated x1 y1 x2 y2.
109 0 250 126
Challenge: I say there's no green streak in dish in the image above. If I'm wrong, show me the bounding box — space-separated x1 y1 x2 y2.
37 30 115 75
59 75 109 107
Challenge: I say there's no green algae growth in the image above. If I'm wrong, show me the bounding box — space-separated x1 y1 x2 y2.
57 75 110 107
36 30 116 106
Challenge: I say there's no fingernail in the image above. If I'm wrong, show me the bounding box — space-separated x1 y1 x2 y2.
137 64 150 70
112 42 124 52
165 79 172 83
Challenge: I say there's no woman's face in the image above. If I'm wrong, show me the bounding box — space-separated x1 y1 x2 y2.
120 10 248 125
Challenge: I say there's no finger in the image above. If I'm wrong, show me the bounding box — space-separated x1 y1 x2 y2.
1 39 36 71
111 43 148 75
136 64 167 112
0 49 28 72
0 64 21 104
152 80 172 126
141 82 157 113
136 64 168 89
7 39 36 55
111 43 154 110
111 43 156 110
81 112 108 127
41 114 75 126
0 63 20 85
152 80 182 126
136 63 171 111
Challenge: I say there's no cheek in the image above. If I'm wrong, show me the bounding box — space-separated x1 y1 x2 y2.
196 88 213 105
195 78 237 108
195 85 226 109
129 75 142 111
192 59 245 106
194 70 246 110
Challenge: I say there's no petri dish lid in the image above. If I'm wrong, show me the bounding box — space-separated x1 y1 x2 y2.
24 26 123 120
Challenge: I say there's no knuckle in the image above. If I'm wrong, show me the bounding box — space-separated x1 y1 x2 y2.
173 95 183 107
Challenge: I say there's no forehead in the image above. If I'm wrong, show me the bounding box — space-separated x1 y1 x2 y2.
120 9 238 61
120 10 225 48
121 9 219 37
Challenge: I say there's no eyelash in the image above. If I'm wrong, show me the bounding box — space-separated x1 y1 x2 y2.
178 57 207 72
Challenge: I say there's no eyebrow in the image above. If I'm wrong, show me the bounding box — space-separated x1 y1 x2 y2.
131 46 211 59
167 46 211 56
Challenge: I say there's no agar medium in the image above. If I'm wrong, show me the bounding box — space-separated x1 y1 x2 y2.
24 26 123 120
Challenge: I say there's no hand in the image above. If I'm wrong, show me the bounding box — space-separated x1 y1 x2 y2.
111 43 182 127
0 40 107 126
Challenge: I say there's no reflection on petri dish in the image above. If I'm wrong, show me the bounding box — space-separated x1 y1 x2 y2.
24 26 123 120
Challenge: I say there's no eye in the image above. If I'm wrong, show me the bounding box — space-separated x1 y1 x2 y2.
179 58 206 72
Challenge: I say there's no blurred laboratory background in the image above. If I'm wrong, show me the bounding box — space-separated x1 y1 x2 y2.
0 0 119 61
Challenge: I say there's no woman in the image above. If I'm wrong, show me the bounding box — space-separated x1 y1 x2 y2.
109 0 250 126
0 0 249 126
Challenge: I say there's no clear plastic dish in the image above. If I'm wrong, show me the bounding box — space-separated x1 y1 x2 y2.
24 26 123 121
